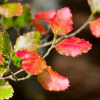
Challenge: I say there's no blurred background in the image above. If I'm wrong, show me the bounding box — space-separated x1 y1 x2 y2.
1 0 100 100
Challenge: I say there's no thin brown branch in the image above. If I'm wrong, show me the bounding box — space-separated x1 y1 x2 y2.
43 38 56 58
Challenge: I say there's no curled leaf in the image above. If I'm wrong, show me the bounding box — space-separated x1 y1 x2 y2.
48 7 73 35
15 50 47 75
31 19 47 36
0 79 14 99
89 18 100 38
37 67 70 91
0 2 23 18
55 37 92 57
34 10 56 21
14 32 41 52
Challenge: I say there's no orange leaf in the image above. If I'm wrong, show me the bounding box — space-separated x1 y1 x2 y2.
90 18 100 38
48 7 73 35
34 10 56 21
55 37 92 57
37 67 70 91
31 19 47 36
0 3 23 18
15 50 47 75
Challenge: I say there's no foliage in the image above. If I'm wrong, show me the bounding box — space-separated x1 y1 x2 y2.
0 0 99 99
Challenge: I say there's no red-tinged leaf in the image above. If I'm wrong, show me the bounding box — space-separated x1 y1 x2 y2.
0 3 23 18
0 52 3 65
48 7 73 35
37 67 70 91
55 37 92 57
15 50 47 75
87 0 100 14
34 10 56 21
14 32 41 52
31 19 47 36
89 18 100 38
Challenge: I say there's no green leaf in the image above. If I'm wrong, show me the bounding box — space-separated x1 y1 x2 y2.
0 32 3 54
0 79 14 99
3 32 11 56
11 55 22 68
0 31 11 57
0 65 6 77
14 31 41 52
3 17 14 30
15 4 31 29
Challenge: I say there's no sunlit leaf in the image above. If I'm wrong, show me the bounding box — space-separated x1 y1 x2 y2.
89 18 100 38
55 37 92 57
15 50 47 75
15 4 31 29
0 2 23 18
11 55 22 68
34 10 56 21
87 0 100 14
0 79 14 99
14 32 41 52
48 7 73 35
37 67 70 91
31 19 47 36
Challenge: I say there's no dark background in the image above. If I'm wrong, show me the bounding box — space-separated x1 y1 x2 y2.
1 0 100 100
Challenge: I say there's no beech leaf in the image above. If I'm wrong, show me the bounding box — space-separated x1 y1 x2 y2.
87 0 100 14
15 4 31 29
34 10 56 21
55 37 92 57
15 50 47 75
0 31 11 56
14 32 41 52
0 79 14 99
37 67 70 91
89 18 100 38
0 2 23 18
48 7 73 35
31 19 47 36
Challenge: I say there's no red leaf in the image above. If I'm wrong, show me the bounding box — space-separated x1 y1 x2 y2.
37 67 70 91
55 37 92 57
0 52 3 65
34 10 56 21
31 19 47 36
90 18 100 38
48 7 73 35
15 50 47 75
0 3 23 18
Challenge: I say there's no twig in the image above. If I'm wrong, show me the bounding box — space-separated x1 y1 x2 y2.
39 14 93 48
43 38 56 58
40 34 51 44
